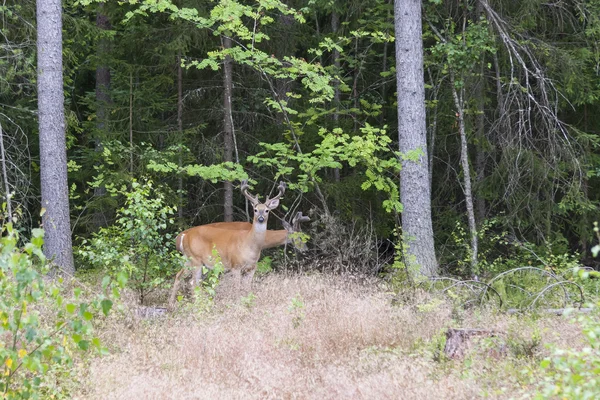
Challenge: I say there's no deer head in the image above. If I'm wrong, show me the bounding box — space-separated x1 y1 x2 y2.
241 180 286 225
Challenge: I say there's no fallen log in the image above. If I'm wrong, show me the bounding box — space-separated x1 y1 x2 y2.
444 328 505 359
506 307 593 315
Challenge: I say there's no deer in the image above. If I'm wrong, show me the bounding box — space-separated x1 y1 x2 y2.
169 180 309 307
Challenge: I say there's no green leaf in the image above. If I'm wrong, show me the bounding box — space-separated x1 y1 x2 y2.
78 340 90 351
101 299 113 316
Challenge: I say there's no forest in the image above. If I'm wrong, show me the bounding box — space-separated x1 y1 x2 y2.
2 0 600 398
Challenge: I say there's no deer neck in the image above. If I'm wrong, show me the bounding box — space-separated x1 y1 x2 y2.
246 221 268 251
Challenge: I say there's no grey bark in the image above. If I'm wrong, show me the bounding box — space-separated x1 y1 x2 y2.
474 2 486 225
331 10 341 182
474 62 487 226
394 0 437 277
223 36 234 222
0 122 12 220
129 72 133 173
36 0 74 274
177 51 184 219
93 3 111 228
450 71 478 273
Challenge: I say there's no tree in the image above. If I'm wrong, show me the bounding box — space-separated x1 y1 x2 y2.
92 1 112 228
222 35 235 222
394 0 437 277
37 0 74 274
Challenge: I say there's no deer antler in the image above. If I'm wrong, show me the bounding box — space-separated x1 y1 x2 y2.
266 181 286 203
282 212 310 233
240 180 260 206
292 211 310 231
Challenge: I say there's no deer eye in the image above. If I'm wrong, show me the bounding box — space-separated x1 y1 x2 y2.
254 208 258 213
265 210 269 213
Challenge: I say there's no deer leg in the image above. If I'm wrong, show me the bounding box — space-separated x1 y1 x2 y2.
169 267 186 310
191 264 204 287
241 266 257 293
229 268 241 295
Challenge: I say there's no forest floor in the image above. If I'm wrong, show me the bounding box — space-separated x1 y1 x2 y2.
73 273 583 399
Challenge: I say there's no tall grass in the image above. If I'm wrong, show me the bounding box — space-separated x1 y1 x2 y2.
74 273 584 399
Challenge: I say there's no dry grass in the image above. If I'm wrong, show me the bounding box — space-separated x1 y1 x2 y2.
73 273 584 400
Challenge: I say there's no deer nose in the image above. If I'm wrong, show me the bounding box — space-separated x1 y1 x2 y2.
257 216 265 223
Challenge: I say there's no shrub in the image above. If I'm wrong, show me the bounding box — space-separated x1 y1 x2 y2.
79 179 182 304
534 306 600 399
0 223 119 398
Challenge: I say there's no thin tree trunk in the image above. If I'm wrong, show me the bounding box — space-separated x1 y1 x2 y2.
331 10 341 182
0 122 12 221
223 36 234 222
474 59 486 226
93 3 111 228
394 0 438 277
36 0 74 274
450 71 478 274
380 2 391 126
352 36 359 132
474 1 486 226
426 68 438 191
129 72 133 174
177 51 184 219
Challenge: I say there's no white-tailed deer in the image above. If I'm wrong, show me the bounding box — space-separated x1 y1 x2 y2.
169 181 309 307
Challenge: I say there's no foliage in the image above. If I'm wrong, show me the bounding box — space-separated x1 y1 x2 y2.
534 306 600 399
288 294 305 329
446 218 581 278
78 179 180 304
256 256 273 275
0 223 121 399
249 124 402 213
531 224 600 398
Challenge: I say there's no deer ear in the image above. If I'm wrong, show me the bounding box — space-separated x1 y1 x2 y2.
266 198 280 210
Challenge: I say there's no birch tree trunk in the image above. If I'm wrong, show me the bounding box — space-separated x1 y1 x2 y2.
450 71 478 273
394 0 437 277
37 0 74 274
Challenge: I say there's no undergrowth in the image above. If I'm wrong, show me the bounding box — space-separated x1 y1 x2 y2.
72 273 585 399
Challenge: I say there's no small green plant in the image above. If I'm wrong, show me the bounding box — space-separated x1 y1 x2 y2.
78 178 180 304
241 292 256 309
506 327 542 359
200 263 224 300
288 294 305 329
256 256 273 275
0 223 121 399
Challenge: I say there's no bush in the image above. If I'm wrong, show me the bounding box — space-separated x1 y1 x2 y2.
79 179 182 304
0 223 119 399
534 306 600 399
533 224 600 399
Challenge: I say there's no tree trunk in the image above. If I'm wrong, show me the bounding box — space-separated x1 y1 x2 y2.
36 0 74 274
474 2 486 226
223 35 234 222
394 0 437 277
93 3 111 228
450 71 478 274
129 72 134 174
474 81 486 227
223 36 233 222
177 51 184 219
0 122 12 221
331 10 341 182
